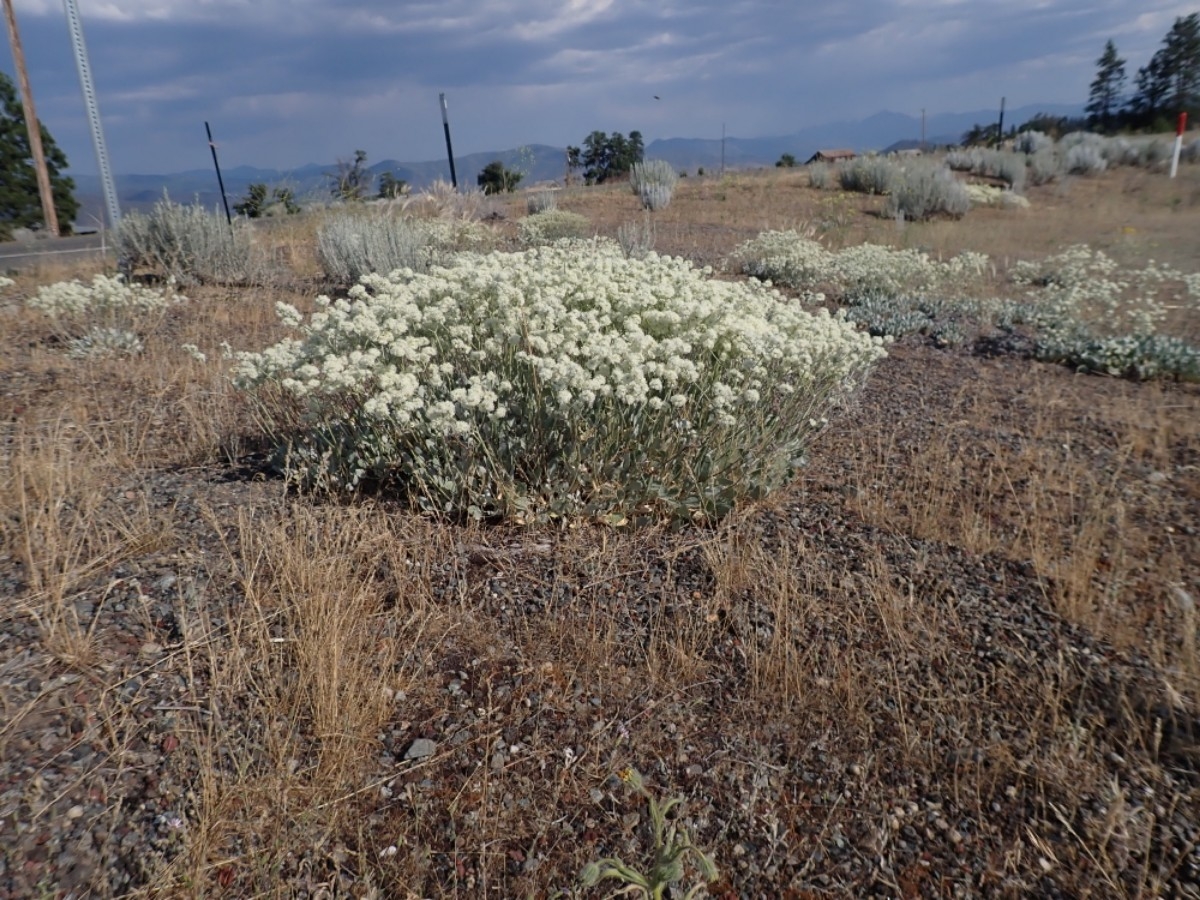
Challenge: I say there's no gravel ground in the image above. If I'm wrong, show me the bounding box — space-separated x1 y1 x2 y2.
2 332 1199 897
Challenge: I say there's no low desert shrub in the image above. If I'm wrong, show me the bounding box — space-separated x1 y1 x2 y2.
526 190 558 215
945 148 1026 191
1028 147 1062 185
1139 140 1171 170
1014 130 1053 154
837 156 900 195
118 194 259 285
26 273 182 356
630 160 679 210
807 162 833 189
315 212 491 284
733 231 988 300
1012 245 1200 378
617 214 656 259
1184 138 1200 164
517 209 592 246
234 240 886 523
883 165 971 220
1064 143 1108 176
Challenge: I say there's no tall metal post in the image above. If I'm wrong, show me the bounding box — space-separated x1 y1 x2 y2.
205 122 232 224
995 97 1006 147
63 0 120 229
3 0 59 235
439 93 458 188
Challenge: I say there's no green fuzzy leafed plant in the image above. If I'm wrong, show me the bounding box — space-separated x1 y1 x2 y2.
233 240 885 523
579 768 718 899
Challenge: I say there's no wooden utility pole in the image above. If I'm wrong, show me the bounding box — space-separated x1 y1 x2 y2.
2 0 60 236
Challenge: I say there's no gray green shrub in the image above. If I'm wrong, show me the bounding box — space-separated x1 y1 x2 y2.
1064 143 1107 175
882 165 971 220
517 209 592 246
630 160 679 211
1028 147 1062 185
526 190 558 215
118 194 259 285
316 212 490 284
1014 130 1053 154
837 156 900 194
807 162 833 189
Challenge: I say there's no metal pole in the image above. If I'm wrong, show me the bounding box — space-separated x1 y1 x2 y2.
63 0 120 229
720 123 725 177
205 122 233 224
439 93 458 189
920 108 926 152
995 97 1006 147
3 0 59 236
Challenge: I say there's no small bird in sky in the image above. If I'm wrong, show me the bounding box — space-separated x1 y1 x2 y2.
653 95 661 100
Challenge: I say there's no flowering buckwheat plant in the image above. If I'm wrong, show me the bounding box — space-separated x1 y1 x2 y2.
1012 246 1200 378
235 240 886 522
732 231 989 301
26 274 183 353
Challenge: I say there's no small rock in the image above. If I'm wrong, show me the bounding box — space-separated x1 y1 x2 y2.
66 805 84 820
139 642 165 658
403 738 437 760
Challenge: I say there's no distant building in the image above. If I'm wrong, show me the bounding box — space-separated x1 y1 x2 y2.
805 149 857 164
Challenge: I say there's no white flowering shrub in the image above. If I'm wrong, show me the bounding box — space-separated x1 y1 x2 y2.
732 231 988 301
0 275 14 291
1103 137 1141 167
66 327 145 359
27 274 183 351
118 194 260 285
1183 139 1200 164
234 240 886 522
316 212 492 284
517 209 592 246
1138 140 1171 170
1012 246 1200 378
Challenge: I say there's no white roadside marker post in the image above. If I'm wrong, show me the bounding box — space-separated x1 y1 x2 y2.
1170 112 1187 180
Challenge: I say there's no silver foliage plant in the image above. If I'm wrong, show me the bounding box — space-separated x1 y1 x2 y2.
234 239 886 523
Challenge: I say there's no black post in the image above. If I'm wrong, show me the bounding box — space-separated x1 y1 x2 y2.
995 97 1006 148
439 93 458 189
205 121 233 225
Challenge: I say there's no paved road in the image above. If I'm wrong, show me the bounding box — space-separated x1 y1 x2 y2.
0 234 115 272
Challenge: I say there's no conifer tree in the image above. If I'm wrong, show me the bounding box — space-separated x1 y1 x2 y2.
0 71 79 240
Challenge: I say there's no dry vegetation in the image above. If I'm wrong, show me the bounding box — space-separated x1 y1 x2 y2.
2 157 1200 898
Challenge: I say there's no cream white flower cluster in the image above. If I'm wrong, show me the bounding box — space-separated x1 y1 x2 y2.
1012 245 1198 338
26 274 183 346
236 239 886 520
0 275 14 291
733 231 988 300
28 273 181 320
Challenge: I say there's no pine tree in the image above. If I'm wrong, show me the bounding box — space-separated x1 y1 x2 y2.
1085 40 1126 131
0 70 79 240
1162 13 1200 114
1126 15 1200 128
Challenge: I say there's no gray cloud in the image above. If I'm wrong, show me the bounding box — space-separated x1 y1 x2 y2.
4 0 1196 174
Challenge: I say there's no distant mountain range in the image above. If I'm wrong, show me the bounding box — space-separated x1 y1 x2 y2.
69 103 1081 225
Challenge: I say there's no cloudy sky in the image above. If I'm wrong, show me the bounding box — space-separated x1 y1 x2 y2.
2 0 1194 176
